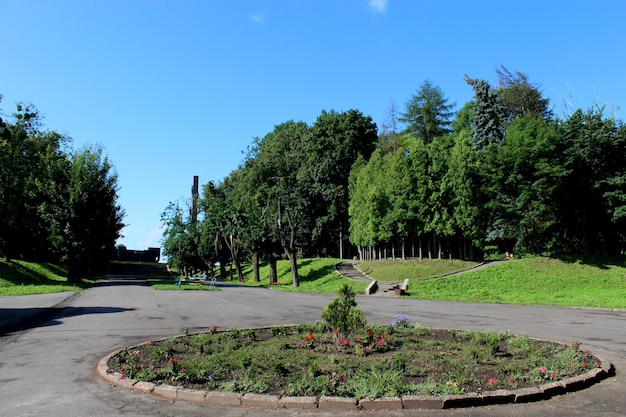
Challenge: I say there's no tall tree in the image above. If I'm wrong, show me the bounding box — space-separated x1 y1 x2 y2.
558 108 626 255
445 131 483 259
464 76 507 150
379 100 403 153
0 102 42 260
496 66 552 121
49 145 124 281
305 109 378 258
399 80 455 144
252 121 310 286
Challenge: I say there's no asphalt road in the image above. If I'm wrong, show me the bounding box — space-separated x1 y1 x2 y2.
1 275 625 417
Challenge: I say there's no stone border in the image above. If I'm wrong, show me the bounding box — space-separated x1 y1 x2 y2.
96 335 614 411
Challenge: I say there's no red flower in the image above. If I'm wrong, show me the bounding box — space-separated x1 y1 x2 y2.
304 330 315 342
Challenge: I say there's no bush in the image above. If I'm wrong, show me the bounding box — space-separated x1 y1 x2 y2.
321 284 366 339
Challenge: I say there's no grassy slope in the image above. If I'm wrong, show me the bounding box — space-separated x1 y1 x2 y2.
241 258 369 294
4 257 626 309
410 257 626 309
0 260 87 295
358 259 481 281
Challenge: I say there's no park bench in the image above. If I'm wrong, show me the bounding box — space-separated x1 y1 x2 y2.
395 278 409 296
175 273 216 289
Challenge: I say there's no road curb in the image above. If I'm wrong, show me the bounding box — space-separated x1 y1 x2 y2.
96 335 614 411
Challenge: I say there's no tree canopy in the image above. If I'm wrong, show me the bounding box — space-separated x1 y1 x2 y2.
0 98 125 281
161 69 626 279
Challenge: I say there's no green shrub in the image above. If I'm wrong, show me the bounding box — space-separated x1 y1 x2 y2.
321 284 366 339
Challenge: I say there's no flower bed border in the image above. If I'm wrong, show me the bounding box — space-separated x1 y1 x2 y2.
96 327 614 411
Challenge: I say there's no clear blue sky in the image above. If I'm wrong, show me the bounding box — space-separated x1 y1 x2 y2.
1 0 624 252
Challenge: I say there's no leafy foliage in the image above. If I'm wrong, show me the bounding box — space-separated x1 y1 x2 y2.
321 284 366 339
0 99 124 280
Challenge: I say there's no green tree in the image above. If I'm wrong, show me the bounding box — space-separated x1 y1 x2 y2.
400 80 455 144
0 102 43 260
305 109 378 258
426 135 455 259
201 174 248 282
445 131 483 259
496 66 552 121
252 121 310 286
464 76 507 150
161 200 200 276
348 151 387 260
50 145 125 281
558 108 626 255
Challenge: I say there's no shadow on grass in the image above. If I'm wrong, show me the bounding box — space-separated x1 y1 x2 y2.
297 264 338 284
552 254 626 270
0 261 83 288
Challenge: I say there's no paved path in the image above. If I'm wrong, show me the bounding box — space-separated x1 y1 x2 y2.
1 275 625 417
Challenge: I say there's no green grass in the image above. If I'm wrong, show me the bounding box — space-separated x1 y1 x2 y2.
0 260 89 295
5 256 626 310
239 258 369 294
109 323 600 400
358 258 481 281
409 257 626 309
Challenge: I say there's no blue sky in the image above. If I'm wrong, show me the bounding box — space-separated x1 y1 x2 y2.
1 0 625 252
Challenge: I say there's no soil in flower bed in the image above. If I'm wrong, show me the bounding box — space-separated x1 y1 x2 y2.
109 325 600 399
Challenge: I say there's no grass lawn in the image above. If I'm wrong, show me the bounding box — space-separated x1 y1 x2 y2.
4 256 626 310
358 258 481 281
409 256 626 309
0 260 89 296
240 258 369 294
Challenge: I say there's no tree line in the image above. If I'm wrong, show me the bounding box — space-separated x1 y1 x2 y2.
161 67 626 286
0 96 125 282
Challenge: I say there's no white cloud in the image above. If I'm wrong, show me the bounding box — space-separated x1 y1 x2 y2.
369 0 388 13
249 10 267 24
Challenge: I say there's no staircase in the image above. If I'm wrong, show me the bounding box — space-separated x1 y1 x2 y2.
335 261 403 296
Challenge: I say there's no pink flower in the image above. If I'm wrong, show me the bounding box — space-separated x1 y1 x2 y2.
509 377 514 382
488 377 497 384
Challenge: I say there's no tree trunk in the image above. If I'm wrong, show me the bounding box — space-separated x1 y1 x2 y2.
288 251 299 287
252 251 260 282
277 201 299 287
339 223 343 259
419 238 423 260
269 255 278 284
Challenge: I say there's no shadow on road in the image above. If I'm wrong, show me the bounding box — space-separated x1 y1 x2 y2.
0 306 135 337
